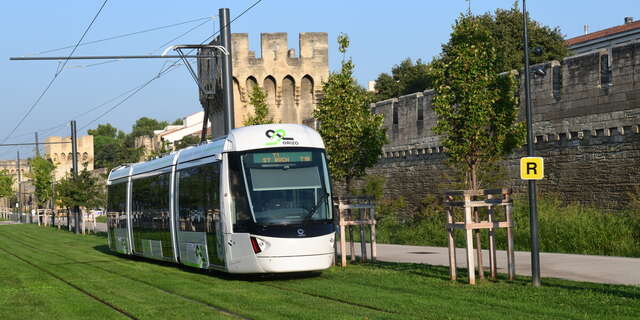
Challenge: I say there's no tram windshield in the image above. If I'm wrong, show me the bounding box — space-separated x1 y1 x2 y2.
239 148 332 225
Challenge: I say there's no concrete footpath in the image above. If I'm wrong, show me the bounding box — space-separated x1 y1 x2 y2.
95 222 638 286
369 243 640 286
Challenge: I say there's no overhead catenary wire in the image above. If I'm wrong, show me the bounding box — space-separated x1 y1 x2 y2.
28 16 212 57
2 0 110 144
6 0 264 152
64 18 212 70
77 0 264 131
7 6 211 144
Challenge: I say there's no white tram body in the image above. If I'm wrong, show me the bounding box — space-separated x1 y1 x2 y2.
106 124 335 273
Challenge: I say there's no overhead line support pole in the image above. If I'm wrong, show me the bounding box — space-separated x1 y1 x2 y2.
219 8 235 135
17 151 22 220
71 120 80 234
522 0 541 287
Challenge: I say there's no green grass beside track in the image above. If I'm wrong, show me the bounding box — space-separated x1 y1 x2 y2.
0 224 638 320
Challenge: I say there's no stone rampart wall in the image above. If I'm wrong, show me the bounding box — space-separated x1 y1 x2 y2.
364 40 640 210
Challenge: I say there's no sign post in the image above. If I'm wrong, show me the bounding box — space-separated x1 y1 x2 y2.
522 0 542 287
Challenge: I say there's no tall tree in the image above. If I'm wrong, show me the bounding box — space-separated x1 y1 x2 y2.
374 58 433 101
243 85 274 126
430 14 525 190
314 34 387 192
28 157 56 208
89 123 143 170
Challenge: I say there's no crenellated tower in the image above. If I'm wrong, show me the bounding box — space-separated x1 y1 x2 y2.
230 32 329 128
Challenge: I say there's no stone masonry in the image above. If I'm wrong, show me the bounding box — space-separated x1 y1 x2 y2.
366 40 640 211
230 32 328 128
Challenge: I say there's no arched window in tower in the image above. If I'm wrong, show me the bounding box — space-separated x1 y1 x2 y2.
246 76 258 92
82 152 88 161
281 75 296 123
301 75 314 121
263 76 277 120
60 153 66 161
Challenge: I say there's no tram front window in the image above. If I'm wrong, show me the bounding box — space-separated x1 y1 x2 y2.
240 149 331 226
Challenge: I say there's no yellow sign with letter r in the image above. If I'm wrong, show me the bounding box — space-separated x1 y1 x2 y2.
520 157 544 180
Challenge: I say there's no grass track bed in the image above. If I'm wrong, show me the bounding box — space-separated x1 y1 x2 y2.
0 224 639 319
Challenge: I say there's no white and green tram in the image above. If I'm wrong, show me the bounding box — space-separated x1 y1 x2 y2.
107 124 335 273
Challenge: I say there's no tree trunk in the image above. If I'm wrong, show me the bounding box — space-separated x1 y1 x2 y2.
471 164 485 279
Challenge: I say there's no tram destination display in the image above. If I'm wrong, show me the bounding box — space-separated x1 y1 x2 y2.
253 151 312 164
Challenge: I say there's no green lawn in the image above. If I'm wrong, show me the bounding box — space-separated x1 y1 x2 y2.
95 215 107 223
0 224 638 320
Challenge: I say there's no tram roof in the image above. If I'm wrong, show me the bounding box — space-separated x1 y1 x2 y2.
108 124 324 182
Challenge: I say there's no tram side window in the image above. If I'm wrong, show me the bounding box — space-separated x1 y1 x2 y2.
107 182 127 249
177 162 221 232
131 173 172 257
229 153 251 232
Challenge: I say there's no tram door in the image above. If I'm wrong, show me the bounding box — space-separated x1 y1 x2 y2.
176 161 225 268
106 181 130 254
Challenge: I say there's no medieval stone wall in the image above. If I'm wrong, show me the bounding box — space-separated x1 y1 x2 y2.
365 40 640 211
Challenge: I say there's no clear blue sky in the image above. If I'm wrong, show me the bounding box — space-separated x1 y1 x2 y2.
0 0 637 160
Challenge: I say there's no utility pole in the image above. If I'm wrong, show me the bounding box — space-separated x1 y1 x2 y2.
219 8 235 135
16 151 22 222
35 132 40 157
522 0 541 287
71 120 80 234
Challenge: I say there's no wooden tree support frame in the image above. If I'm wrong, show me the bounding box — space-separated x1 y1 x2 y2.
335 196 377 267
444 188 515 285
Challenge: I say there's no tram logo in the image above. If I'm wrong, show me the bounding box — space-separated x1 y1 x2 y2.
296 228 306 237
265 129 298 146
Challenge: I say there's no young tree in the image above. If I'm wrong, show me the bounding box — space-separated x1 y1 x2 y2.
0 170 14 199
314 34 387 192
56 169 105 211
28 157 56 208
430 14 525 191
243 85 274 126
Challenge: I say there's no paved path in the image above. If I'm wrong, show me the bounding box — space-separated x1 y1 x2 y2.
93 223 639 286
359 243 640 286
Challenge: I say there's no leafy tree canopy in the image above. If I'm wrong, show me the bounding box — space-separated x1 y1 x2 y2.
314 34 387 192
374 58 433 101
130 117 168 138
373 1 568 102
430 14 525 190
171 118 184 125
465 1 569 73
243 85 274 126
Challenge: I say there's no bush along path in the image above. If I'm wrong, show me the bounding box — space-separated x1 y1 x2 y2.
0 224 638 320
